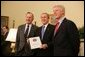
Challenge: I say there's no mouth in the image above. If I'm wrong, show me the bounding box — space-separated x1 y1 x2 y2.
26 19 30 21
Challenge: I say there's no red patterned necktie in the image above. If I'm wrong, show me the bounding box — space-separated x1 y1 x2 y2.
54 22 59 35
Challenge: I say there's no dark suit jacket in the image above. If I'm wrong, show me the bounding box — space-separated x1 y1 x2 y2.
36 24 54 56
15 24 38 56
53 18 80 56
1 32 11 56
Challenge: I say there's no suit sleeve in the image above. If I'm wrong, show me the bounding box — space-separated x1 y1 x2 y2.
34 26 39 37
67 21 80 55
47 26 54 49
15 26 20 55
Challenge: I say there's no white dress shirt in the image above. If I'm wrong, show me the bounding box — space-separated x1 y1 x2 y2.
24 24 32 36
57 16 65 28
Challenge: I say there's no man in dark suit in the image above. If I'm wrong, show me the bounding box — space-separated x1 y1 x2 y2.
15 12 38 56
36 13 54 56
52 5 80 56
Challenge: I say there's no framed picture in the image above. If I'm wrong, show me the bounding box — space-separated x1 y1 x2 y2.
1 16 9 27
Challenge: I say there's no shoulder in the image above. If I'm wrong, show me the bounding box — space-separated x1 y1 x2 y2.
64 18 77 28
32 24 39 30
48 24 54 26
48 24 55 28
18 24 25 28
64 18 76 25
32 24 38 28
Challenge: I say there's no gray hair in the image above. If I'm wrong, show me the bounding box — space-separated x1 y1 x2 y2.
53 5 65 15
26 12 34 19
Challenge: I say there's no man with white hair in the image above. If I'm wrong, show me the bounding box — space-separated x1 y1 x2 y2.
52 5 80 56
15 12 38 56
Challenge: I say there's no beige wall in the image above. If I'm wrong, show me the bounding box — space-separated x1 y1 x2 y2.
1 1 84 28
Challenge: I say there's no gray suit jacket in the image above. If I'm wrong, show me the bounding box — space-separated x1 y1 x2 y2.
15 24 38 55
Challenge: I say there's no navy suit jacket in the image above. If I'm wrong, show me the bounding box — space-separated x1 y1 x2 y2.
35 24 54 56
53 18 80 56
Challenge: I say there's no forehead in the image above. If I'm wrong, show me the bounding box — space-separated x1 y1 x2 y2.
53 5 65 11
41 13 48 17
53 6 63 10
26 13 33 17
2 27 6 29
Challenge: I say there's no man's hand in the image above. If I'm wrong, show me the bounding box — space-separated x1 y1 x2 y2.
39 44 48 49
27 38 30 44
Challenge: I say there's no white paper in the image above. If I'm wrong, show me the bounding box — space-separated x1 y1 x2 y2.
29 37 42 49
6 28 17 42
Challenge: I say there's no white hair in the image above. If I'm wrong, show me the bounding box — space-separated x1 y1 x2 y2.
53 5 65 15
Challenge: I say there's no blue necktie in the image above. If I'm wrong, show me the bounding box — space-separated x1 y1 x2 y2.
41 26 45 39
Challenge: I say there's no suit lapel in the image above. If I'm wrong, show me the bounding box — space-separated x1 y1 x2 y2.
44 24 50 35
20 24 26 41
22 24 25 34
54 18 67 37
40 27 42 39
28 24 35 38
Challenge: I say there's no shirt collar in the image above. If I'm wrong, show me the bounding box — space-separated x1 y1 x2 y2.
26 23 32 27
43 23 48 28
58 16 65 24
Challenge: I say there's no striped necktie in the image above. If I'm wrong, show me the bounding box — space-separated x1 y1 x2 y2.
54 22 59 36
24 25 29 38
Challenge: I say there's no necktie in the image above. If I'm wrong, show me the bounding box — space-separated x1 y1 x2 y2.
24 25 29 38
54 22 59 36
41 25 45 39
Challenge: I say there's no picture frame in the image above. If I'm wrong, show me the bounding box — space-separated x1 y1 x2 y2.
1 16 9 27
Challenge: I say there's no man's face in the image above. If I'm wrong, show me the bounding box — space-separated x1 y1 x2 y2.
2 27 7 33
41 14 49 25
25 13 33 24
53 6 64 19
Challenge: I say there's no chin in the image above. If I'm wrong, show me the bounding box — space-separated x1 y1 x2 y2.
56 17 61 19
43 23 47 25
26 22 30 24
